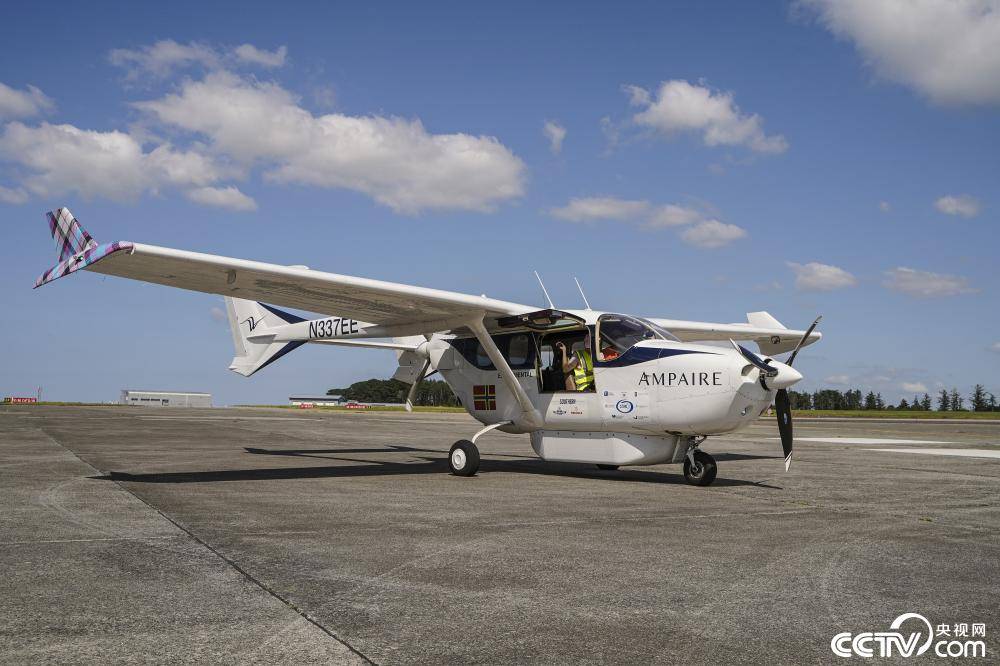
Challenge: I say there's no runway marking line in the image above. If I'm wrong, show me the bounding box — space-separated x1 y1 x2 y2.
866 448 1000 459
776 437 954 445
137 416 323 421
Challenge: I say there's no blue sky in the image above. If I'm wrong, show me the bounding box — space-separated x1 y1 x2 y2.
1 1 997 405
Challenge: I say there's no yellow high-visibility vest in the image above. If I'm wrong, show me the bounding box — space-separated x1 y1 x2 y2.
573 349 594 390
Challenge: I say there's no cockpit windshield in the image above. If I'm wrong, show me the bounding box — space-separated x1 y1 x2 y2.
596 314 679 361
636 317 680 342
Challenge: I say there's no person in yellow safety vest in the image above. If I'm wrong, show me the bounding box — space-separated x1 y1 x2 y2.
555 331 595 391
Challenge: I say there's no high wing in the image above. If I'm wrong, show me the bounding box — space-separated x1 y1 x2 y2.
649 311 820 356
86 243 535 330
35 209 819 353
35 209 533 333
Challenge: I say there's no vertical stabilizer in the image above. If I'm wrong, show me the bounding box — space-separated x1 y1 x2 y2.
224 297 306 376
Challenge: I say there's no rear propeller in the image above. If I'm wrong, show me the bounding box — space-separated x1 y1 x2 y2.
773 316 822 471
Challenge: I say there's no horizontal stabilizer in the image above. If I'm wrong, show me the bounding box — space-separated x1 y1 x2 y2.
649 311 820 356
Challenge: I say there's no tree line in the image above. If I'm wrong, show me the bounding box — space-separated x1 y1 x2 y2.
788 385 1000 412
327 378 460 406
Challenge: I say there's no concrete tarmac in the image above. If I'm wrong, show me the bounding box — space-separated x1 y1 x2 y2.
2 406 998 663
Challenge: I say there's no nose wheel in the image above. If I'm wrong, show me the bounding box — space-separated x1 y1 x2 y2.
448 439 480 476
683 450 717 486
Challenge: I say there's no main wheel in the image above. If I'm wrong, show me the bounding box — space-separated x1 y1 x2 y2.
683 450 717 486
596 464 619 470
448 440 480 477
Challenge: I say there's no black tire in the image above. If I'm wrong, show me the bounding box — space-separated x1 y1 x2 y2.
683 450 717 486
596 464 619 471
448 440 480 477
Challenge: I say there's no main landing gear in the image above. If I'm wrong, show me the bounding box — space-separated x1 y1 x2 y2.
683 437 717 486
449 421 510 477
448 439 480 476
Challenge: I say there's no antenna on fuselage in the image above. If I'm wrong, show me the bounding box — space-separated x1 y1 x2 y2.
573 276 592 310
534 271 555 309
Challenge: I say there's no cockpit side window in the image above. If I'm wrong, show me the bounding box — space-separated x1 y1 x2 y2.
596 314 659 361
474 341 493 368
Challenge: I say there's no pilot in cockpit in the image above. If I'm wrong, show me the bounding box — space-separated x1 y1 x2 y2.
556 330 595 392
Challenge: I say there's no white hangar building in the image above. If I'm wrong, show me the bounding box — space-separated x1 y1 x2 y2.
120 390 212 408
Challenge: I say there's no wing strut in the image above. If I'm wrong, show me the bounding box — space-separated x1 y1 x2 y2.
467 316 543 429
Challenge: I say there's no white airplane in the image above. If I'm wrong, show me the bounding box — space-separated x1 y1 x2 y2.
35 208 821 486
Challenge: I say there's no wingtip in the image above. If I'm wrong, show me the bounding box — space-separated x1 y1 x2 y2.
784 453 792 471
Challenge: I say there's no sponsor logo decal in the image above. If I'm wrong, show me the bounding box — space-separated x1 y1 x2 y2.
552 397 584 416
638 371 722 387
830 613 986 659
603 390 650 422
473 384 496 411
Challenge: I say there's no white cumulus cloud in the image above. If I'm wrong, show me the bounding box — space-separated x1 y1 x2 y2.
0 121 230 202
549 196 650 222
110 40 289 79
799 0 1000 105
901 382 928 393
109 40 219 78
550 196 746 248
0 82 54 120
934 194 981 217
134 72 525 213
0 184 28 204
233 44 287 68
543 120 566 154
786 261 858 291
647 203 704 228
883 267 976 298
825 374 851 385
625 80 787 154
680 220 747 249
186 185 257 212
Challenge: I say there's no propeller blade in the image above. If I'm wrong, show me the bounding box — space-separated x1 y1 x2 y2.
404 359 431 412
786 315 822 367
775 388 793 471
729 339 777 377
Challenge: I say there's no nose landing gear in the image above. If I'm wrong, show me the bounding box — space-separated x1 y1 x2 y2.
683 437 717 486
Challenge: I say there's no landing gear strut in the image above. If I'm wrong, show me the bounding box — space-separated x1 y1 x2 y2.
683 437 717 486
448 439 480 476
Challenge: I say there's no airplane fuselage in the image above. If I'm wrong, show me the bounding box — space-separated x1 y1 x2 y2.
431 336 771 436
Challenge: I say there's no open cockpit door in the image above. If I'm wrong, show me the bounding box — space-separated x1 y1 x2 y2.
497 308 586 331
